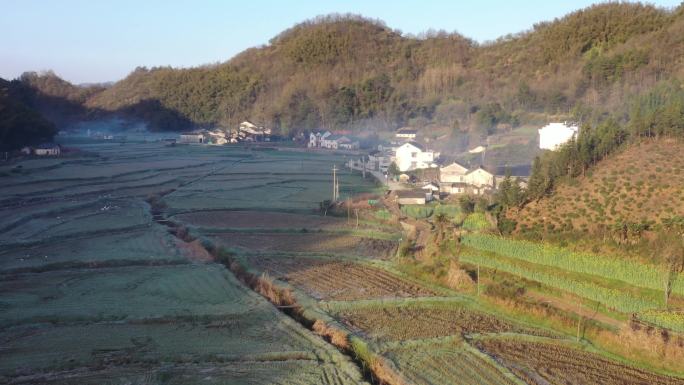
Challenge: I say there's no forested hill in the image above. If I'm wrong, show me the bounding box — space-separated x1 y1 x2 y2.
17 3 684 135
0 78 56 151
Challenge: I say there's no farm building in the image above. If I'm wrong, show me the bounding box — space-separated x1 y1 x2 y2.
179 132 205 144
308 131 331 148
539 122 579 150
338 137 360 150
464 166 495 188
421 182 440 192
319 135 359 150
395 128 417 140
236 121 271 141
440 182 470 195
34 143 61 156
395 189 430 205
439 162 469 183
395 142 438 172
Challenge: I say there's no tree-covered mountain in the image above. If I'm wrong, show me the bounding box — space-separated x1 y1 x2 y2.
0 78 56 151
16 3 684 137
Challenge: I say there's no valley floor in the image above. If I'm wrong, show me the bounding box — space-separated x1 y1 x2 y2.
0 139 682 384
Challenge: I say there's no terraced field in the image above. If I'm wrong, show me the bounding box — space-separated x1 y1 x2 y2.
246 256 435 300
0 140 371 384
211 232 396 258
174 210 348 229
3 137 683 384
475 337 684 385
382 340 520 385
332 301 553 341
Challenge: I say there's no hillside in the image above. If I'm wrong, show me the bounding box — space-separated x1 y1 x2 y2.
511 138 684 240
16 3 684 138
0 78 56 151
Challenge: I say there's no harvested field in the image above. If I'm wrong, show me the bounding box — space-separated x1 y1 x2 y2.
475 338 684 385
174 210 346 230
248 257 435 300
4 362 362 385
0 316 330 376
0 141 378 384
0 227 180 271
0 199 150 244
335 303 552 341
211 232 396 258
383 340 518 385
0 265 264 326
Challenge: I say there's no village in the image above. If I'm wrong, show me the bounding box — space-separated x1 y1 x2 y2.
14 119 581 208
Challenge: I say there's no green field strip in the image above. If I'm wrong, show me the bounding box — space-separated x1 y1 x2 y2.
463 233 684 295
461 249 665 313
637 310 684 333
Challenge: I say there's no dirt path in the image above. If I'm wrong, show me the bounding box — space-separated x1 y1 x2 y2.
380 194 432 259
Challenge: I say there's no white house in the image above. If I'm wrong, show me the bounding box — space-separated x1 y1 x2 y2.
34 143 61 156
320 135 359 150
394 142 437 172
440 182 470 195
395 128 417 140
179 132 205 144
539 122 579 150
337 136 360 150
321 134 344 149
439 162 469 183
464 166 495 188
308 131 331 148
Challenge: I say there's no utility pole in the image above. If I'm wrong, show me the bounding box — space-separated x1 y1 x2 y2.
332 165 338 202
576 300 583 342
362 157 366 178
336 171 340 202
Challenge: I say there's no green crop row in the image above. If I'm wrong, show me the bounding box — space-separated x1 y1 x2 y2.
460 253 662 313
638 310 684 333
462 213 493 231
462 234 684 295
401 204 434 219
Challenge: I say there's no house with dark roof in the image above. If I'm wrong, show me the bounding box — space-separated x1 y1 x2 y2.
395 127 417 140
394 189 430 205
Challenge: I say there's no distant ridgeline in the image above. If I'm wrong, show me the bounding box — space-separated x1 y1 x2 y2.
12 3 684 139
0 78 56 152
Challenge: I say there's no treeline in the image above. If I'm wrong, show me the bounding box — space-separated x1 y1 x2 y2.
16 3 684 135
0 78 56 151
526 81 684 200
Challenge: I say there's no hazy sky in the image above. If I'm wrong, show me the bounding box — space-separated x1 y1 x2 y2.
1 0 681 84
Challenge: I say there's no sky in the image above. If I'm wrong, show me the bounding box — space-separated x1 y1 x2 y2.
1 0 682 84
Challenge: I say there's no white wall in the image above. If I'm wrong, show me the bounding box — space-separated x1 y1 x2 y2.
539 123 579 150
464 169 494 187
395 143 434 171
